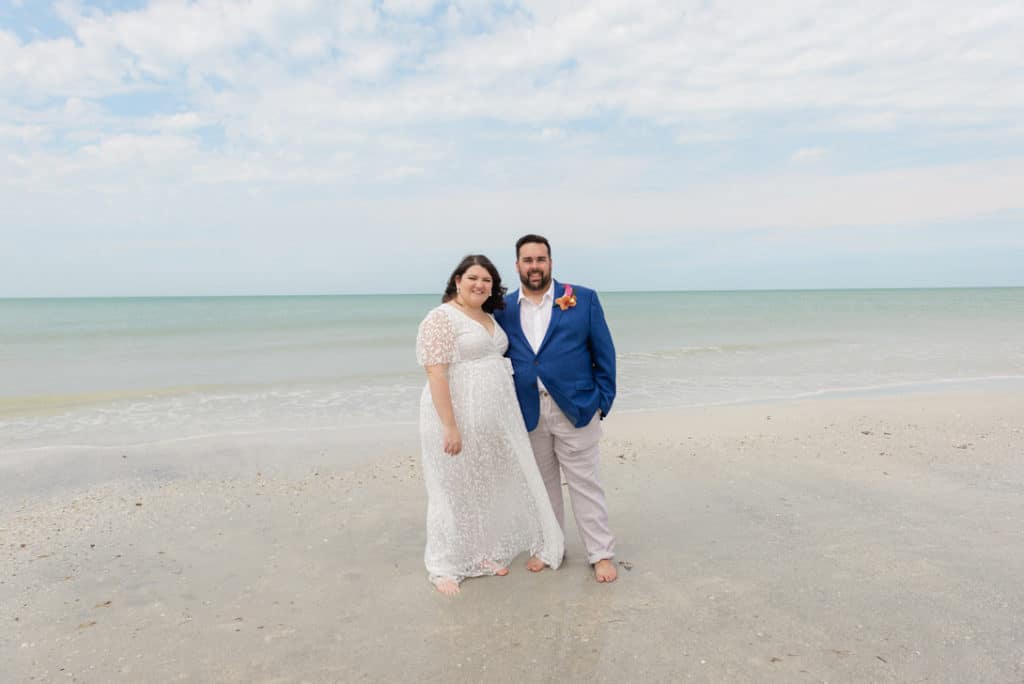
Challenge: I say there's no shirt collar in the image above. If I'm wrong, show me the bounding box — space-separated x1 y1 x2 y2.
517 281 555 305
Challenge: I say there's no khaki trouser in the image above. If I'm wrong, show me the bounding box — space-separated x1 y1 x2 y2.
528 391 615 564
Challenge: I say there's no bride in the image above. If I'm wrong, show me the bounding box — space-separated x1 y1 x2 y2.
416 254 564 595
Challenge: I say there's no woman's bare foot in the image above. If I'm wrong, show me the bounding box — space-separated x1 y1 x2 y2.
433 577 461 596
594 559 617 583
525 556 548 572
481 560 509 576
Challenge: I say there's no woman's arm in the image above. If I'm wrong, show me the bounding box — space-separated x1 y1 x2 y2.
425 364 462 455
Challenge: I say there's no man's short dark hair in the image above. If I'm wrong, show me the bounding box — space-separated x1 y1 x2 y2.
515 234 551 259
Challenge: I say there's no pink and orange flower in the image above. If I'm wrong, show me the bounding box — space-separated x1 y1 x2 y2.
554 284 577 311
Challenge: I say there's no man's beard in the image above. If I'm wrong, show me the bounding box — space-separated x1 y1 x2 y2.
520 269 551 293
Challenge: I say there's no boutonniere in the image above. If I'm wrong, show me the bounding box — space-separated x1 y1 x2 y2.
554 284 577 311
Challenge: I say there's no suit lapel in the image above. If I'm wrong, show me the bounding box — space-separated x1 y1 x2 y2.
536 280 564 356
506 292 532 351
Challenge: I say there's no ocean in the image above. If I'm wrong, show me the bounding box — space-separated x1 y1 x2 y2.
3 289 1023 451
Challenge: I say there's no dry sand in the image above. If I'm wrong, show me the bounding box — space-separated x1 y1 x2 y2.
3 391 1023 682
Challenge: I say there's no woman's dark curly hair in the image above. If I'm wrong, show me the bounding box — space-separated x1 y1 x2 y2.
442 254 507 313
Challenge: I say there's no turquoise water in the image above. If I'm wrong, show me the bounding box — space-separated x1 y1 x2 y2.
3 289 1023 449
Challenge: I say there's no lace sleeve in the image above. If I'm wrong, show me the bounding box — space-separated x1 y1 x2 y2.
416 307 458 366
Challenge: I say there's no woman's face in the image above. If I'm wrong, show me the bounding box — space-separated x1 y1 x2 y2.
456 265 494 308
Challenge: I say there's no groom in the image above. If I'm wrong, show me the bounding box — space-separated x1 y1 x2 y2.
494 234 618 583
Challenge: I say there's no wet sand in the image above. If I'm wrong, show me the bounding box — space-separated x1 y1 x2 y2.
3 392 1023 682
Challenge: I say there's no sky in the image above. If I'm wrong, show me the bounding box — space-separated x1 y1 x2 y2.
1 0 1023 296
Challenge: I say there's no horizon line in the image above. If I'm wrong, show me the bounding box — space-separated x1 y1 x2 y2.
3 284 1023 300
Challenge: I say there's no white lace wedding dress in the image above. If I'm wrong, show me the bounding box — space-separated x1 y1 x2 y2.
416 304 564 584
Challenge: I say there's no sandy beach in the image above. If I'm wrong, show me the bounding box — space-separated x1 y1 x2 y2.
3 391 1023 682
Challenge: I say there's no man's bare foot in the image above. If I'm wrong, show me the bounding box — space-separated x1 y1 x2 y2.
525 556 548 572
433 577 460 596
594 559 617 583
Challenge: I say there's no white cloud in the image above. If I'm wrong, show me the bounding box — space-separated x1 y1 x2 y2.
3 1 1022 152
80 133 198 167
150 111 204 131
380 0 438 17
2 0 1024 295
4 1 1021 125
791 147 828 163
674 129 735 145
534 127 565 142
0 122 49 144
380 163 425 181
332 157 1024 239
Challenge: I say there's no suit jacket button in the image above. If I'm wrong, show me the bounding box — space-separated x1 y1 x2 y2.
534 360 539 365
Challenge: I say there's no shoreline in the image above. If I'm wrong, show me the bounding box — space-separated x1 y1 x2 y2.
5 373 1024 456
5 389 1023 681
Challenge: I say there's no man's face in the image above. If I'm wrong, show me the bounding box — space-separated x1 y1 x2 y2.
516 241 552 293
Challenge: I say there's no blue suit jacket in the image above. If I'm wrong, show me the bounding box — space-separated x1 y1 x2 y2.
494 280 616 431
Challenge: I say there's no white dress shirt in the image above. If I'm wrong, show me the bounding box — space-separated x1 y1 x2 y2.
518 283 554 392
